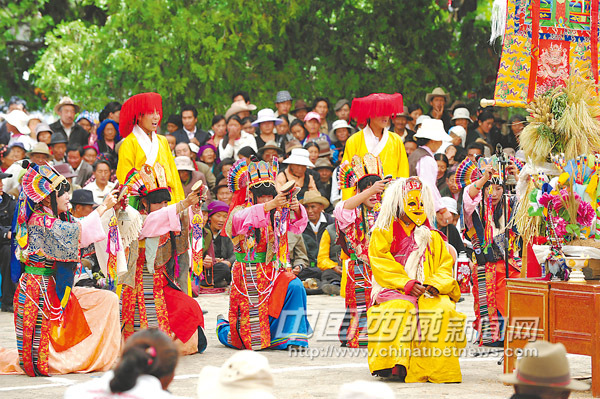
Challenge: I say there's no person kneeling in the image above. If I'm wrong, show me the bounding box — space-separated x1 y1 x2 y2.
367 177 466 383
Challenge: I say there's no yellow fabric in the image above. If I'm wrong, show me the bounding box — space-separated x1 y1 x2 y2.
317 229 337 270
367 225 465 382
341 130 409 199
116 133 185 204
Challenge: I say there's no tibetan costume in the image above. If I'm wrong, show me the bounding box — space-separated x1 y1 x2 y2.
116 92 184 204
11 163 120 376
456 156 521 346
341 93 409 199
367 177 466 383
334 153 384 348
120 164 206 354
217 158 312 350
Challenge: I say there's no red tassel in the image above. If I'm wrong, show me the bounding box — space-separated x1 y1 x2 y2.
349 93 404 126
119 92 163 138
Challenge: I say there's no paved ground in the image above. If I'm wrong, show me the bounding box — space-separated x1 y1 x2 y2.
0 292 594 398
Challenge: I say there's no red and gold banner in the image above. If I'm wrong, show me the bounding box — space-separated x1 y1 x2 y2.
494 0 600 107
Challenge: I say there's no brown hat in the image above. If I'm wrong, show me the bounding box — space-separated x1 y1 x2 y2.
225 100 257 119
334 99 350 112
285 139 302 155
316 139 332 157
499 341 588 391
313 158 335 171
394 106 413 121
257 140 284 157
300 190 329 207
291 100 311 115
53 163 78 179
54 96 81 114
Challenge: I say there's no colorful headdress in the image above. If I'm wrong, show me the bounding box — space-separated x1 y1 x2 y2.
123 163 170 209
338 153 384 190
455 155 524 189
349 93 404 126
119 92 163 138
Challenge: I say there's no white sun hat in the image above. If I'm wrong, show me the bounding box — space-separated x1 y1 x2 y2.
283 148 315 167
414 119 452 142
251 108 283 127
197 350 276 399
5 110 31 134
451 107 471 121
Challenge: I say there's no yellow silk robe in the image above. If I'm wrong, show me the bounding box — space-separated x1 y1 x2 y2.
367 223 466 383
116 133 184 204
341 130 409 199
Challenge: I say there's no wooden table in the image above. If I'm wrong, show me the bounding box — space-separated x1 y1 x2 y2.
505 279 600 397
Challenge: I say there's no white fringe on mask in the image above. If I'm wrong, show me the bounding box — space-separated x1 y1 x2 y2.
489 0 507 45
404 225 431 283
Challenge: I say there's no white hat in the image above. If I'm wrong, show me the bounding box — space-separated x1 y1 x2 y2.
174 156 195 171
415 114 431 127
329 119 353 134
451 107 471 121
252 108 282 127
441 197 458 215
283 148 315 167
448 125 467 147
189 142 200 154
414 119 451 142
197 350 276 399
5 110 31 134
338 380 395 399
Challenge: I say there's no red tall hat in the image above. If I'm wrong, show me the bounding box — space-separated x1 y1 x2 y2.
349 93 404 126
119 92 163 138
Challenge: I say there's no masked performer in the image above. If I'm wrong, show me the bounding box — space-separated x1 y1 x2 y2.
116 92 184 204
334 153 386 348
11 162 120 376
457 156 521 346
216 157 312 350
341 93 408 199
368 177 466 382
120 163 206 354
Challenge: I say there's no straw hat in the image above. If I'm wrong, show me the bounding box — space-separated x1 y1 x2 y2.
425 87 450 104
285 139 303 154
252 109 282 127
225 100 257 119
301 190 330 207
197 350 276 399
394 106 413 120
30 142 51 156
499 341 589 391
54 96 81 114
283 148 314 167
4 110 30 134
451 107 471 121
414 119 451 142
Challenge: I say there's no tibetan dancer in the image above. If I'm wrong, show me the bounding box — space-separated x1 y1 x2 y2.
116 92 184 203
368 177 466 382
334 153 387 348
456 156 521 346
120 164 207 354
216 157 312 350
11 162 120 376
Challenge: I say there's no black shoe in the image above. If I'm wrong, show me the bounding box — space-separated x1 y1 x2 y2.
373 368 393 378
1 305 13 313
197 327 207 354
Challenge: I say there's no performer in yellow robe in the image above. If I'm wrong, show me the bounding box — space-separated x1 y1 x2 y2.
367 177 466 383
342 93 409 199
116 92 184 204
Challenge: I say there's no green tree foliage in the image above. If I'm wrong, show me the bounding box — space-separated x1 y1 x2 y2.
1 0 498 123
